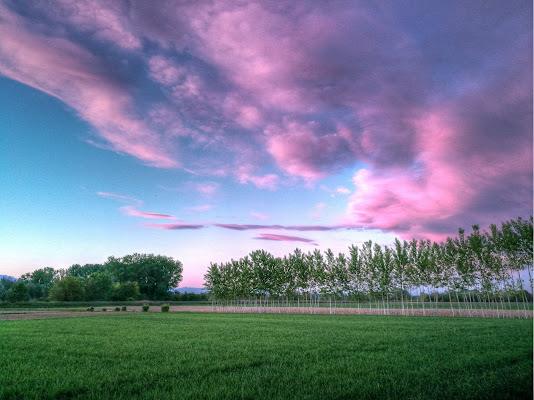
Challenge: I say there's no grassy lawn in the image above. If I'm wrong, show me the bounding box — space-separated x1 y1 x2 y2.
0 313 532 400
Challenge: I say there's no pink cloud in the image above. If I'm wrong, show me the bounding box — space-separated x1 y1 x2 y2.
238 173 279 190
96 192 141 205
187 205 213 212
255 233 318 246
0 4 178 168
120 206 177 220
250 211 270 220
143 223 204 230
212 223 340 232
309 203 326 219
35 0 142 50
194 182 220 196
336 187 351 195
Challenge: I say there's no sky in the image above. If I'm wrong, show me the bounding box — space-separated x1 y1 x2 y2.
0 0 532 287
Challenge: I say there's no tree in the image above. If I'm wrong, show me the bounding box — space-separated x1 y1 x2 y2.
7 281 30 302
85 272 113 301
0 278 16 301
106 254 183 300
49 276 84 301
111 281 140 301
20 267 58 300
67 264 104 280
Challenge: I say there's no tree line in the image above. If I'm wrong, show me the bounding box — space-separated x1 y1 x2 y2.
204 217 533 307
0 253 184 302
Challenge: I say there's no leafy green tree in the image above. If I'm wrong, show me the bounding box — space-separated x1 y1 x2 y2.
49 276 84 301
7 281 30 302
85 272 113 301
106 254 183 300
0 278 16 301
67 264 104 280
20 267 58 300
111 281 140 301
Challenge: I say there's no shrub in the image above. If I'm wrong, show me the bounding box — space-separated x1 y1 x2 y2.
87 306 94 312
102 308 107 312
142 303 150 312
114 307 120 312
121 306 127 311
161 303 170 312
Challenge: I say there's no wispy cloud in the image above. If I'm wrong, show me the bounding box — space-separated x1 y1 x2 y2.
143 223 205 230
212 223 342 232
97 191 142 205
120 206 178 220
309 203 326 219
187 205 213 212
250 211 270 220
254 233 318 246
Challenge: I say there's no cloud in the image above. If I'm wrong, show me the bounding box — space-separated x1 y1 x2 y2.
1 0 531 240
143 223 205 230
98 191 178 221
212 223 341 232
238 173 279 190
0 3 178 168
250 211 270 220
254 233 318 246
96 192 141 204
309 203 326 219
187 205 213 212
120 206 178 220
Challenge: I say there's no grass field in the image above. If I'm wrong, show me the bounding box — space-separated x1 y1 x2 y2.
0 313 532 400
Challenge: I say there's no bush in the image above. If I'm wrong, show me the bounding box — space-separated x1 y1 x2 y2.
161 304 170 312
142 303 150 312
87 306 94 312
102 308 107 312
114 307 120 312
121 306 127 311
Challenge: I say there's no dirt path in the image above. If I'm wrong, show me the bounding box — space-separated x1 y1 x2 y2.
1 306 531 320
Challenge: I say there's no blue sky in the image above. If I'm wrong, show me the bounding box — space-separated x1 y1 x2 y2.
0 0 531 286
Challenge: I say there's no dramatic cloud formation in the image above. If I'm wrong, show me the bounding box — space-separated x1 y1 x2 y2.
1 0 531 243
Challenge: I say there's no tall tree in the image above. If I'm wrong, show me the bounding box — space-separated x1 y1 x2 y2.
105 254 183 300
49 276 84 301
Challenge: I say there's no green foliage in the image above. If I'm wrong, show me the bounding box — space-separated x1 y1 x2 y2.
85 272 113 301
66 263 105 280
7 281 30 303
106 253 183 300
169 291 208 301
121 306 127 311
111 281 140 301
205 216 533 303
49 276 84 301
142 303 150 312
0 278 16 301
87 306 94 311
114 307 120 311
161 303 170 312
0 314 531 400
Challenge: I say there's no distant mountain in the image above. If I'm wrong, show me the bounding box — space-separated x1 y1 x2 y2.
172 287 208 294
0 275 17 282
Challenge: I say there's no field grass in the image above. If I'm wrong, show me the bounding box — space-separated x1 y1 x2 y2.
0 313 532 400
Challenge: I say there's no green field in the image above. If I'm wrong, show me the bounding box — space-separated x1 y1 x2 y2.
0 313 532 400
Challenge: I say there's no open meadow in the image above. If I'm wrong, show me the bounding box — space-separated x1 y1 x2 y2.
0 312 532 400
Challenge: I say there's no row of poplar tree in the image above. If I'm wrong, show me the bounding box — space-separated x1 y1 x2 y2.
203 217 533 305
